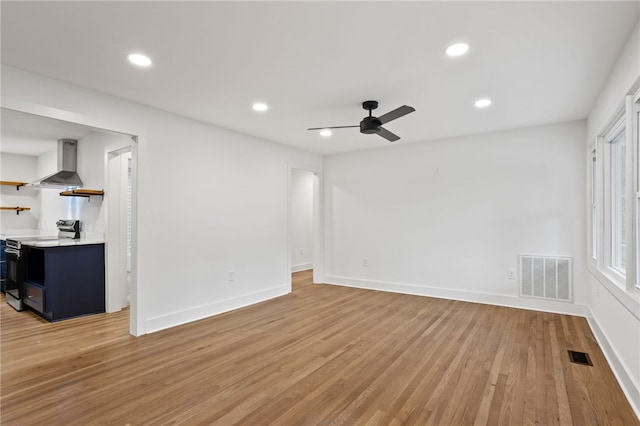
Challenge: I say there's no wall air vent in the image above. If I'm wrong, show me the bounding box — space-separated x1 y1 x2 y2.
519 254 572 302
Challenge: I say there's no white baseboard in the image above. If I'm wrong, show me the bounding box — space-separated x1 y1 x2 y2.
586 311 640 420
145 285 290 334
324 276 588 317
292 262 313 273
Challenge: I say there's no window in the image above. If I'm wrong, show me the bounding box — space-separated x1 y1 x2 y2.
600 115 626 279
591 91 640 297
608 126 626 273
590 149 597 260
636 98 640 289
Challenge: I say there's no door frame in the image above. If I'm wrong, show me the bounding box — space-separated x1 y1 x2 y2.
105 144 133 314
287 162 324 288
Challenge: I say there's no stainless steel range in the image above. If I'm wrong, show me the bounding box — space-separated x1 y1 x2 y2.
5 220 80 311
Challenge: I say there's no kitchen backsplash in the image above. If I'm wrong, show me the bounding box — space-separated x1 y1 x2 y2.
36 189 106 236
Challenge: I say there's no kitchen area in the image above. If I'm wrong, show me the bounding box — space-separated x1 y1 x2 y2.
1 108 133 323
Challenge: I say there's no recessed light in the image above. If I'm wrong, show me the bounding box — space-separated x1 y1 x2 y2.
445 43 469 57
320 129 332 137
252 102 269 112
474 98 492 108
127 53 152 67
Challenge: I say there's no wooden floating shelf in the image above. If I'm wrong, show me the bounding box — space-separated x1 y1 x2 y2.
59 189 104 199
0 207 31 215
0 181 29 190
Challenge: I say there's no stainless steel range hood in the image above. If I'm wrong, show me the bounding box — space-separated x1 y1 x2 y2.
30 139 83 189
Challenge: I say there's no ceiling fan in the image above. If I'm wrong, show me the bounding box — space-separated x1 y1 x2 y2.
308 100 415 142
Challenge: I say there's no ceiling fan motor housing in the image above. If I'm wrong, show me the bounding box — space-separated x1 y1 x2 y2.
360 116 382 134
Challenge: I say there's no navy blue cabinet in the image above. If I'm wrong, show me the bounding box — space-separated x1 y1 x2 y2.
0 240 6 293
23 244 105 321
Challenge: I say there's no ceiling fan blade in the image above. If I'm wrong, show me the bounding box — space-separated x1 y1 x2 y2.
377 105 415 125
307 125 359 130
377 127 400 142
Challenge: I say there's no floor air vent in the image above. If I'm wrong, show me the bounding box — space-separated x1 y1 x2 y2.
568 350 593 366
519 255 572 302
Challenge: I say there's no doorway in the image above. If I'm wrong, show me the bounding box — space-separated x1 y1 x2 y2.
291 169 314 273
289 168 320 292
1 101 142 336
106 146 133 313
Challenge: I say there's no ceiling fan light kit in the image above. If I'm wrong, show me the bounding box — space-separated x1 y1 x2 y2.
308 100 415 142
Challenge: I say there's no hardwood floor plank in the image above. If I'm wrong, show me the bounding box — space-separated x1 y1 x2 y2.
523 313 540 426
1 270 637 425
474 310 511 426
542 314 562 425
549 317 574 425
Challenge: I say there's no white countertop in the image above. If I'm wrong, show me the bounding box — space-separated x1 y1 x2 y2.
21 238 105 248
1 233 49 241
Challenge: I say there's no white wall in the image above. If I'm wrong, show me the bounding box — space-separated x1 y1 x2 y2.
1 65 322 334
324 120 587 314
77 131 132 237
0 153 39 232
291 169 314 272
586 20 640 417
588 22 640 142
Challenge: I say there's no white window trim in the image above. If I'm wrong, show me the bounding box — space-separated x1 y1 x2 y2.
599 114 626 286
633 90 640 291
590 148 597 261
589 90 640 319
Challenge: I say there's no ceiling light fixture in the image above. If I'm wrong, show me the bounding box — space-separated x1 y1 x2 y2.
252 102 269 112
445 43 469 57
127 53 152 67
474 98 492 108
319 129 332 137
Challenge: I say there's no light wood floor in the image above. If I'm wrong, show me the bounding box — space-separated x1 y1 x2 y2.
1 270 637 425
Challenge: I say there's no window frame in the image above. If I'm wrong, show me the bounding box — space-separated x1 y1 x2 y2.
589 90 640 320
590 148 598 261
633 91 640 291
592 90 640 296
600 114 627 284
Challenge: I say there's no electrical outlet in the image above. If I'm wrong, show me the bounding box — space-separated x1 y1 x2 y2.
299 248 304 255
362 258 368 267
507 269 516 280
228 271 235 282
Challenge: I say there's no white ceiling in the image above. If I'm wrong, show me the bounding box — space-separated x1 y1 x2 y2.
1 109 99 156
1 1 638 156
